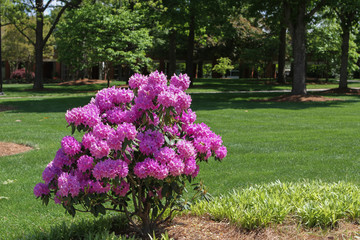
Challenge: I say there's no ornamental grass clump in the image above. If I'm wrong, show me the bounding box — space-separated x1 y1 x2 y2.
34 71 227 237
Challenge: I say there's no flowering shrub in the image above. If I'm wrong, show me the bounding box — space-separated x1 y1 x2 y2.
10 68 35 80
34 71 227 236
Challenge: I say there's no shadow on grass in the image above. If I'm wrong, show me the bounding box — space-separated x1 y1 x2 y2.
0 96 94 113
190 78 291 92
190 92 356 111
0 92 358 114
21 215 132 240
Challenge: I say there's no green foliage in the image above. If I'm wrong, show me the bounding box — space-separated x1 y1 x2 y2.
55 2 152 75
212 57 234 77
2 19 55 77
192 181 360 229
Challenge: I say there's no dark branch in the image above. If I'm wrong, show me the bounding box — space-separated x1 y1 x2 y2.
44 0 53 10
307 0 327 18
43 3 69 47
12 23 35 46
0 22 11 27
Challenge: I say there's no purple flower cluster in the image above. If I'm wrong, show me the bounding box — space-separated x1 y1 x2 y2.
34 71 227 207
92 159 128 180
138 129 164 155
65 103 101 128
61 136 82 156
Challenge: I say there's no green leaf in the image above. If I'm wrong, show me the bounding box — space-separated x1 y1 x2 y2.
71 124 76 135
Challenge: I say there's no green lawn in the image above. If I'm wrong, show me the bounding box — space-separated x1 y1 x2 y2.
1 81 360 238
2 78 360 98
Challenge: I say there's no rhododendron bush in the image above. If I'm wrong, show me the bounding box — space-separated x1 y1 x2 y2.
34 71 227 236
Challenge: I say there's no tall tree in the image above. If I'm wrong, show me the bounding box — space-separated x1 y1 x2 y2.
332 0 360 89
247 0 288 82
55 2 152 85
0 0 11 94
284 0 327 95
5 0 81 89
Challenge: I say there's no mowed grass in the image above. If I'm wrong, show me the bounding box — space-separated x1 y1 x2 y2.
1 82 360 238
2 78 360 97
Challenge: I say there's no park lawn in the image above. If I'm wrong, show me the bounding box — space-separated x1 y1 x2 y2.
1 90 360 238
2 78 360 97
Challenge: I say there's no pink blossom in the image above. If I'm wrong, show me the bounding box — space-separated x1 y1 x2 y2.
54 192 62 204
192 165 200 178
92 159 128 180
154 147 176 164
53 148 72 168
215 146 227 160
158 87 177 108
112 88 134 104
175 91 192 113
95 87 116 112
93 123 115 140
134 161 147 179
82 133 97 149
163 124 179 137
167 157 184 177
89 181 111 194
116 123 137 141
177 109 196 131
135 87 156 110
137 129 164 155
89 140 110 159
147 70 167 86
61 136 81 156
106 107 127 124
42 161 61 184
65 103 101 128
170 73 190 90
77 155 94 172
34 183 50 197
176 140 196 159
113 180 130 197
183 157 197 175
57 172 80 197
129 73 148 89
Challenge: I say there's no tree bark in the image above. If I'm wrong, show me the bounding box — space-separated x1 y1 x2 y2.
277 25 286 84
339 19 350 89
0 16 3 94
198 60 203 78
186 14 195 86
34 0 44 90
288 1 307 95
168 30 177 77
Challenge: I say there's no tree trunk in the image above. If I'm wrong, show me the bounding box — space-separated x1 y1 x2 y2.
168 30 177 77
0 16 3 94
186 14 195 86
34 0 44 90
198 60 203 78
339 21 350 89
277 25 286 84
290 2 307 95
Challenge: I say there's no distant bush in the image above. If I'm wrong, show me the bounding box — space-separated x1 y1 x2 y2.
10 68 35 82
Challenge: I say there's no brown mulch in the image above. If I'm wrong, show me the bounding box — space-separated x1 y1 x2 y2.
0 142 33 157
162 215 360 240
322 88 360 95
57 78 108 86
254 94 342 102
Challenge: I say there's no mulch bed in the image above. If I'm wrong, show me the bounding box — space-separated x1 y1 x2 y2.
321 88 360 95
161 215 360 240
57 78 108 86
254 94 343 102
0 142 33 157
